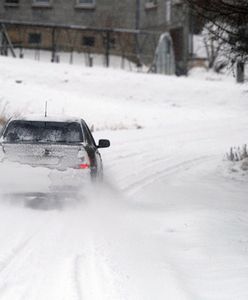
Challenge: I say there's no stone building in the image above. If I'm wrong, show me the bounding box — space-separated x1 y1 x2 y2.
0 0 190 74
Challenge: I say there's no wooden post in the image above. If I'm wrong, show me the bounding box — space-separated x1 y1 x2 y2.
51 28 56 62
0 24 16 57
237 60 245 83
105 31 110 67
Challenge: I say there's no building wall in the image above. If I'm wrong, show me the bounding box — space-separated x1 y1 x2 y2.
0 0 190 74
1 0 187 30
0 0 136 29
139 1 187 30
137 0 190 74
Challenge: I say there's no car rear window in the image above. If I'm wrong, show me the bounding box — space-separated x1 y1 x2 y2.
3 121 84 143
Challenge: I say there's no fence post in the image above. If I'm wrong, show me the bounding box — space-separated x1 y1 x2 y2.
51 28 56 62
105 31 110 67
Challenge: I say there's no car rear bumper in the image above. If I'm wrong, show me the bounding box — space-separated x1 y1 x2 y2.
0 161 90 195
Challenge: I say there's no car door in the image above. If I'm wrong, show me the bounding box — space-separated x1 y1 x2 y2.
81 120 102 178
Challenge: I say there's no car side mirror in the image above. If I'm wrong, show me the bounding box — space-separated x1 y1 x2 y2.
98 139 110 148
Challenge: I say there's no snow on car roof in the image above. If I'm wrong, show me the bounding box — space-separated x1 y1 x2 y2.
10 114 83 123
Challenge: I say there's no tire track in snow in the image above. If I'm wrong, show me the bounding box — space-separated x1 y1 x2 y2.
0 234 36 298
107 152 174 169
0 235 34 275
110 154 175 185
122 155 215 195
72 255 83 300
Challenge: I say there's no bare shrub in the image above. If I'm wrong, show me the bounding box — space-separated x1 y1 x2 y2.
0 100 9 127
226 145 248 162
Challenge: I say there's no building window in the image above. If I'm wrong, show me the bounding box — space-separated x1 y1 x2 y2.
32 0 51 7
28 33 42 44
82 36 95 47
4 0 19 6
75 0 95 8
145 0 158 9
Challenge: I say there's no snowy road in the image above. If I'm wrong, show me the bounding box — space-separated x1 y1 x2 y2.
0 123 248 300
1 56 248 299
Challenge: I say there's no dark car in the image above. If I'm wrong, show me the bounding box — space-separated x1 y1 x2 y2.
0 115 110 193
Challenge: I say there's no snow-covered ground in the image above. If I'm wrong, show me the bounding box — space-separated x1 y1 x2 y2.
12 48 139 71
0 56 248 299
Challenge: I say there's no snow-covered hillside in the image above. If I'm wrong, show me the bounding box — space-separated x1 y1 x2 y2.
0 56 248 300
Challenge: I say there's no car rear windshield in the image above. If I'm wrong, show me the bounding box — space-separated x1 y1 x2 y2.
3 121 84 143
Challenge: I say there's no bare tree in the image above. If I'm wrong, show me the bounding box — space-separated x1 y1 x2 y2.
187 0 248 81
187 0 248 59
202 23 228 71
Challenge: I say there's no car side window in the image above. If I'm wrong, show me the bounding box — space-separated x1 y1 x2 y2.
81 121 96 147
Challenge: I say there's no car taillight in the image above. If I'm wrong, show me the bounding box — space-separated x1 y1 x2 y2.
76 148 90 170
79 163 90 169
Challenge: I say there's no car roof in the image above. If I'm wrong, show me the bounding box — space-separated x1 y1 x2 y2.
9 115 83 123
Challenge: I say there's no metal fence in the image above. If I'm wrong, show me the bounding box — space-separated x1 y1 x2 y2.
0 20 176 75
